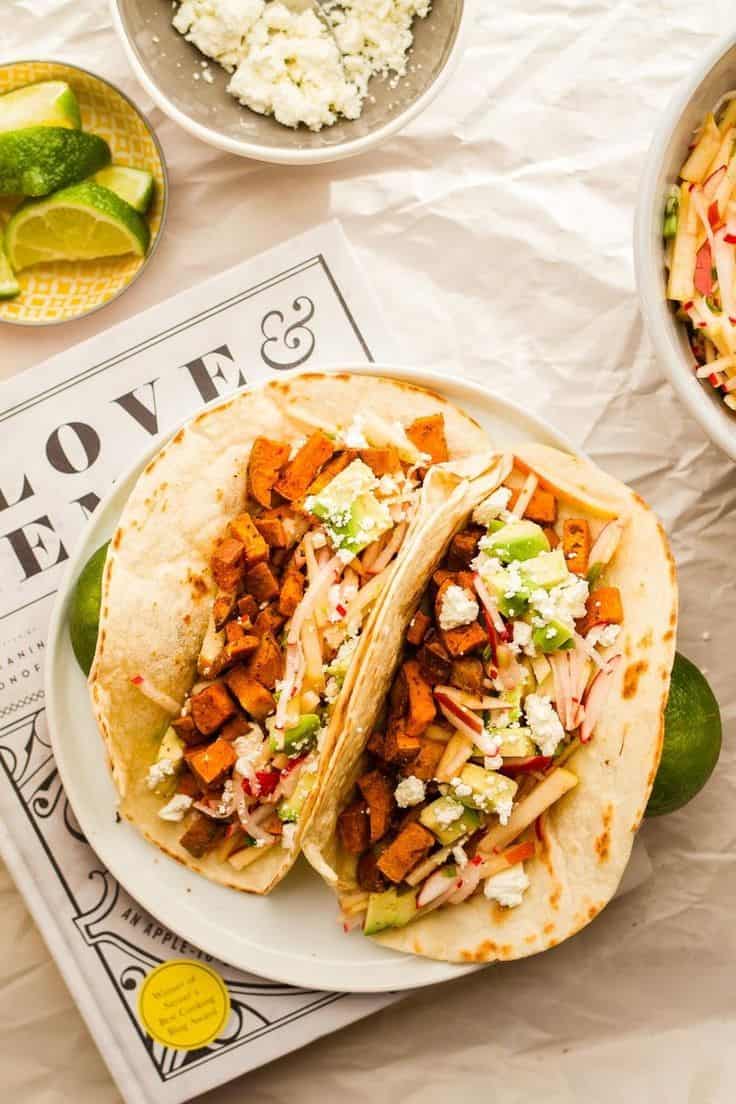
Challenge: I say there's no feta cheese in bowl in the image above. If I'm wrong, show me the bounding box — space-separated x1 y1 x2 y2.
111 0 469 164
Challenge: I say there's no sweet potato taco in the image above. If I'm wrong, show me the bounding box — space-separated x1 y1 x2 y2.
89 372 499 893
303 444 677 961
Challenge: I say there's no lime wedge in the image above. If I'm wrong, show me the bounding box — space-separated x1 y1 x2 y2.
0 244 19 299
6 182 150 271
0 127 110 196
69 542 110 675
0 80 81 132
92 165 155 214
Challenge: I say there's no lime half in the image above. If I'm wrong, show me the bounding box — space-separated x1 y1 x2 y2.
0 127 110 196
0 80 81 133
92 165 155 214
69 542 110 676
647 652 722 817
6 181 150 271
0 245 19 300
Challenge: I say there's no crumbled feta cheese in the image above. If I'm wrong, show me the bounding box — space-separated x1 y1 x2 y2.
341 415 369 449
438 584 479 631
146 758 176 791
525 693 565 757
173 0 264 71
531 575 589 629
452 845 468 868
512 620 535 656
472 487 512 526
324 676 340 704
394 775 426 808
434 800 465 828
215 780 234 817
311 530 327 549
496 797 514 826
158 794 193 822
586 623 621 649
450 776 473 798
483 862 530 907
377 474 400 496
484 754 504 771
282 822 298 850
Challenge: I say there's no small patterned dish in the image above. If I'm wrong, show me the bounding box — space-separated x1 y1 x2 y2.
0 60 168 327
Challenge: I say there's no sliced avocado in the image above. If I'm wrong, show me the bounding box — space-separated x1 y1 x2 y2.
419 796 480 845
151 726 185 797
454 763 518 813
308 459 392 557
364 887 418 935
480 563 530 619
278 768 316 823
497 728 536 757
521 548 568 589
532 619 574 653
483 519 550 563
270 713 321 754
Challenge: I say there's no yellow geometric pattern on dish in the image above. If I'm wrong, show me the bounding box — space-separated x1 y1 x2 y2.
0 61 165 327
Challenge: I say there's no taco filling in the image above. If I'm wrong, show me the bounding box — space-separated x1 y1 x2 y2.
135 411 454 872
333 461 627 936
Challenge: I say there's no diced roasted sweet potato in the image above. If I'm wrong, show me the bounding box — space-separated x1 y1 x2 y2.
563 518 591 575
451 656 484 694
171 715 201 746
580 586 624 634
357 770 395 843
211 537 245 591
524 488 557 525
402 659 436 737
220 713 251 742
417 637 452 685
366 729 387 760
406 610 431 647
307 449 357 494
359 446 401 476
338 800 370 854
237 594 259 624
246 631 284 690
432 568 455 590
190 682 236 736
224 667 276 721
376 822 435 883
278 569 304 617
274 432 334 501
357 850 390 893
255 516 288 548
254 604 285 637
176 769 201 798
441 621 487 657
244 562 279 604
185 737 237 790
384 717 421 764
406 414 448 465
248 437 290 509
212 591 237 631
223 622 259 664
447 526 484 569
230 513 269 568
180 811 223 858
401 736 444 781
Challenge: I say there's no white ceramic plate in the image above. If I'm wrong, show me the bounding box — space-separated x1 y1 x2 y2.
45 365 572 993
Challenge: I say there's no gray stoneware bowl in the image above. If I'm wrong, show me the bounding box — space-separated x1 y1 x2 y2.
635 32 736 461
111 0 469 165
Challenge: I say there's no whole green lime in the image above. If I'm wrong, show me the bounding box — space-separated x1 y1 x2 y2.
68 541 109 676
646 652 722 817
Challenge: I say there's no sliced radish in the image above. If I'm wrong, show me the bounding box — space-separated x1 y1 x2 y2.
580 655 622 743
130 675 180 715
500 755 554 776
694 240 713 296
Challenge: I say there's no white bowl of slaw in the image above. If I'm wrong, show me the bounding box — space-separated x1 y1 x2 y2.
635 31 736 462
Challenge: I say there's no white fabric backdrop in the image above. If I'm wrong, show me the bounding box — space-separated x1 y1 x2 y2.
2 1 736 1101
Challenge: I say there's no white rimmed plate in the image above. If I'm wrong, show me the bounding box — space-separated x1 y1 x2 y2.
45 365 572 993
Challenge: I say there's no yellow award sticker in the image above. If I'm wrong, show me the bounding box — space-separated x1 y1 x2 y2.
138 960 230 1051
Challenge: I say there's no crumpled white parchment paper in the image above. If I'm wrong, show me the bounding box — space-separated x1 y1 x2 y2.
2 1 735 1101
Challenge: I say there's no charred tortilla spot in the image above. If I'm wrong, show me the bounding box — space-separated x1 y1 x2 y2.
549 887 561 910
595 831 610 862
112 530 122 550
638 630 653 648
622 659 647 699
543 922 555 934
663 629 674 641
588 904 599 920
525 934 537 944
461 939 498 961
187 571 209 599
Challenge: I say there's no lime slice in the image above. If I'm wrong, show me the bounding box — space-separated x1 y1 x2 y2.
69 542 110 675
0 80 81 132
0 127 110 196
92 165 155 214
6 181 150 271
0 243 19 299
646 652 722 817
